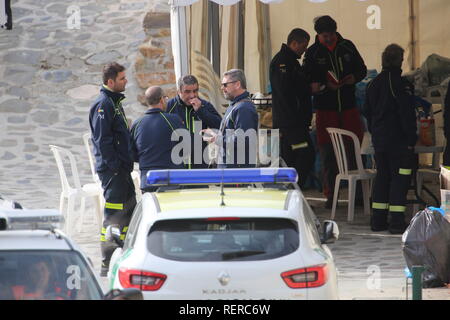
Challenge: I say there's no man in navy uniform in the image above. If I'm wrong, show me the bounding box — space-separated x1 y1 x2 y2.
218 69 258 168
167 75 222 168
363 44 417 234
89 62 136 276
131 86 185 192
270 28 314 188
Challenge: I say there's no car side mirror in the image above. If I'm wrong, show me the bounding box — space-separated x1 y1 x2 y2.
321 220 339 244
104 288 143 300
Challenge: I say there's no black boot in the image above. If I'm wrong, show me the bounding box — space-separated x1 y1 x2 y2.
371 213 388 232
100 262 109 277
388 213 407 234
100 241 118 277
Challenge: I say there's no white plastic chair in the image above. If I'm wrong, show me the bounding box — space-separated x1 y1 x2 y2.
82 132 108 220
327 128 376 222
82 132 100 184
49 145 103 235
131 170 142 201
83 132 142 201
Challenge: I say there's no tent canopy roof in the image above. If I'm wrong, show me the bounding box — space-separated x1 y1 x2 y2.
170 0 284 6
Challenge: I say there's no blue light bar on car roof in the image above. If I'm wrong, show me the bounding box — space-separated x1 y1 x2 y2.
146 168 298 186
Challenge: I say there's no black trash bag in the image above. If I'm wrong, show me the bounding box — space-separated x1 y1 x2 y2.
402 207 450 288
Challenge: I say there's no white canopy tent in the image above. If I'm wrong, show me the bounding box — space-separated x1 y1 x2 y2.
167 0 450 166
169 0 285 80
169 0 450 96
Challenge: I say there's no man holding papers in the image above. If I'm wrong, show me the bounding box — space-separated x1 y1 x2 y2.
304 15 367 208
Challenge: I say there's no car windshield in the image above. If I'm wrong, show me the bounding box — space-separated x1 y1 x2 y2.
147 218 299 262
0 251 103 300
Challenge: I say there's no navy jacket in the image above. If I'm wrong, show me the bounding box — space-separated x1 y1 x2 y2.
363 68 417 152
89 86 133 173
304 33 367 111
167 95 222 168
219 92 259 168
130 108 185 189
270 43 312 145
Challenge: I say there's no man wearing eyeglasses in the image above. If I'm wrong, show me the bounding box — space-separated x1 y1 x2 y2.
166 75 222 168
217 69 259 168
131 86 185 192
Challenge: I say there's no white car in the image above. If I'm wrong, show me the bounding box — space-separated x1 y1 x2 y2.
108 168 340 300
0 209 141 300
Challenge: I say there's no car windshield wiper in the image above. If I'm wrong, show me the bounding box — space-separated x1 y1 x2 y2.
222 250 266 261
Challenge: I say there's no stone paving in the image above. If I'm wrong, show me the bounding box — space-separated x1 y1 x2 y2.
0 0 157 208
307 190 407 300
0 0 448 300
0 0 160 289
307 181 448 300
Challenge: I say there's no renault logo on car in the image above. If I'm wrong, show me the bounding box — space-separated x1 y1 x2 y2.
218 271 230 286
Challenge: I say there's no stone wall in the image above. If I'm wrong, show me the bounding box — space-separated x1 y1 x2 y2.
134 3 176 105
0 0 170 207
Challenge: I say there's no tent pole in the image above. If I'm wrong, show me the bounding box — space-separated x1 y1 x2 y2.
409 0 418 70
170 3 189 80
261 2 271 93
209 1 221 75
237 1 245 70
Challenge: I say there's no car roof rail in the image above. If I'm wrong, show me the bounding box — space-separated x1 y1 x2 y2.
0 209 64 232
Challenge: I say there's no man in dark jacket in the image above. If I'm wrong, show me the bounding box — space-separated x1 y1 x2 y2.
131 86 185 192
443 81 450 168
89 62 136 276
270 28 314 188
304 15 367 208
363 44 417 234
167 75 222 168
218 69 258 168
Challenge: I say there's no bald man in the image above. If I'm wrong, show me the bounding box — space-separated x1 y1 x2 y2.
130 86 185 192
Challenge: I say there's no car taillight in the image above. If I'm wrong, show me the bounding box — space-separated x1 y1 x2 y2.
119 268 167 291
281 265 328 289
